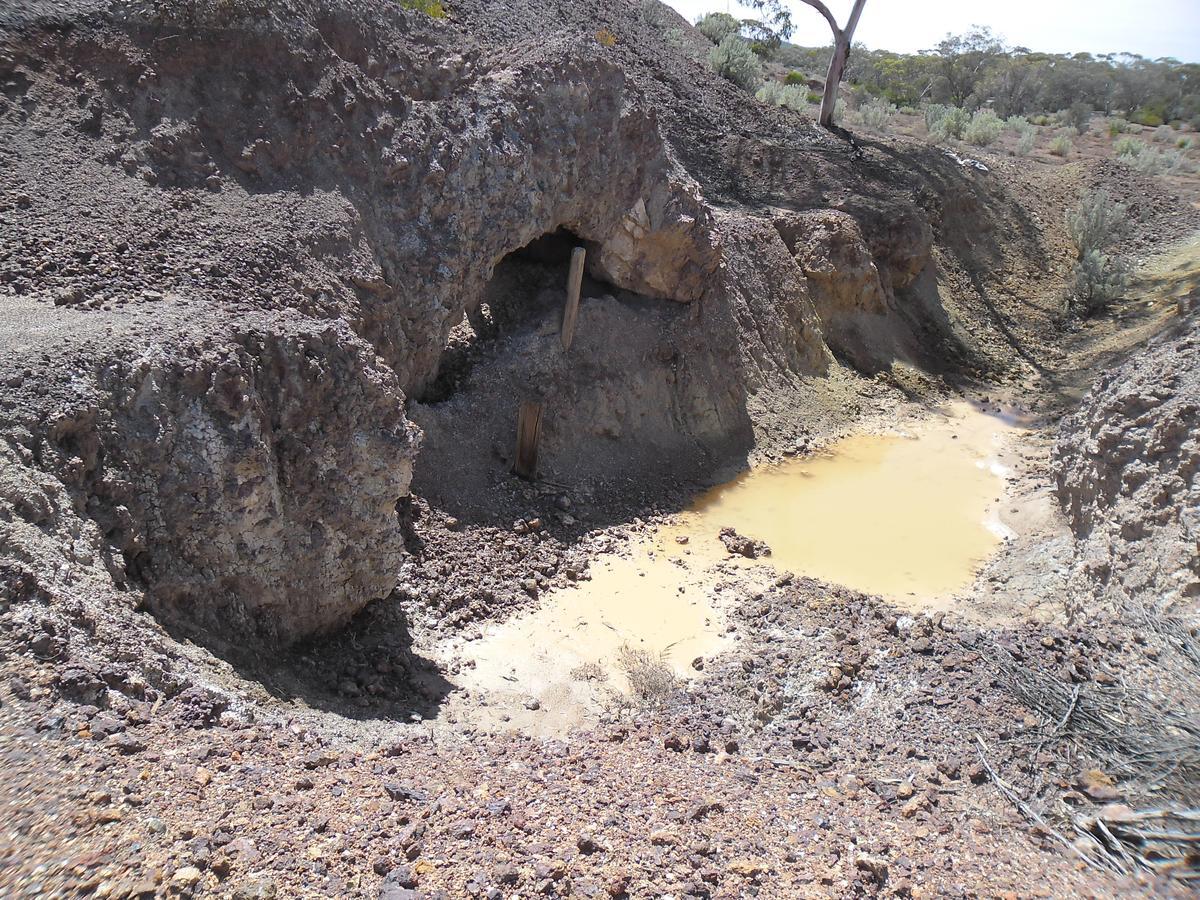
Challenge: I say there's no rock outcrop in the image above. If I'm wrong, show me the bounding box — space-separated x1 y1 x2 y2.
1056 318 1200 609
0 0 1115 648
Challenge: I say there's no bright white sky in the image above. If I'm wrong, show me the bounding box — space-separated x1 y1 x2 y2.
666 0 1200 62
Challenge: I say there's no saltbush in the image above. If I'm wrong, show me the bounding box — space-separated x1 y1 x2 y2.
709 35 763 92
857 97 895 131
1107 117 1130 136
964 108 1004 146
1114 136 1145 158
1065 189 1130 316
1015 130 1036 156
1131 145 1186 175
1049 133 1073 156
926 104 968 142
697 11 740 44
756 81 807 112
784 70 807 85
1153 124 1175 142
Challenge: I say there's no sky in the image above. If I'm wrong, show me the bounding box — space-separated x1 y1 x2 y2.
665 0 1200 63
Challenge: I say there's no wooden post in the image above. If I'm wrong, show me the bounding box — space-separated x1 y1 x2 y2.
560 246 586 351
513 400 543 480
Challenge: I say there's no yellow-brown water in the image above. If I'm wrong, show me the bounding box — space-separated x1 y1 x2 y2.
447 401 1022 731
666 401 1020 601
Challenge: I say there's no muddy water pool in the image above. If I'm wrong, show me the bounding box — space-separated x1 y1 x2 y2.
446 401 1026 730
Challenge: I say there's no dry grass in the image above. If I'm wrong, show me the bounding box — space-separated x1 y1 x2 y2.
615 644 679 704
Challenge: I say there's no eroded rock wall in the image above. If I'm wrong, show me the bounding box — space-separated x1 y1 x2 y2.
1056 320 1200 609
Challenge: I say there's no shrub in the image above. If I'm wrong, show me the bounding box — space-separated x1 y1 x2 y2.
964 108 1004 146
1114 136 1145 158
399 0 445 15
1131 107 1164 127
926 104 968 142
1015 130 1036 156
784 70 807 85
1071 250 1132 315
1153 124 1175 142
1049 134 1073 156
858 97 895 131
708 35 762 92
806 91 822 104
1131 145 1186 175
1067 187 1127 254
639 0 666 26
756 81 807 112
1006 115 1033 135
898 105 919 116
697 11 740 44
1065 189 1130 316
616 645 678 704
1062 101 1093 134
1108 117 1130 136
595 28 617 47
1031 114 1052 126
1179 137 1195 150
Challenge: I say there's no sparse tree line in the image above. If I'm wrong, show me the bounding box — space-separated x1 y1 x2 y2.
697 14 1199 134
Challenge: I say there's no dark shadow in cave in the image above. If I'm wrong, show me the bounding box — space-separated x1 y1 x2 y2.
418 227 608 404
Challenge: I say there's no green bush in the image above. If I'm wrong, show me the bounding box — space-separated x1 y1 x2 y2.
1130 145 1186 175
898 105 919 116
1107 117 1129 136
708 35 763 92
1130 107 1164 127
1062 101 1093 134
1015 130 1035 156
756 81 807 112
925 104 970 142
806 91 822 104
1049 133 1073 156
1114 136 1145 158
784 70 807 85
1065 189 1130 316
1031 114 1052 126
857 97 895 131
1179 136 1195 150
1153 124 1175 142
697 11 740 44
964 108 1004 146
1006 115 1033 135
1071 250 1132 315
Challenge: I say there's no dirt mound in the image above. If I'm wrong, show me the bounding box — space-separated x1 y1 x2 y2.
1056 315 1200 610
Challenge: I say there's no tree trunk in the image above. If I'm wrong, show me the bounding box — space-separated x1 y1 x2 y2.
819 34 849 128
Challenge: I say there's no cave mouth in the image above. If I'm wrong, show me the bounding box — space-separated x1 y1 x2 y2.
418 227 609 404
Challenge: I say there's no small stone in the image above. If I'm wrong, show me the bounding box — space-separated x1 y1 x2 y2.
171 866 202 889
382 865 417 889
523 697 541 711
302 749 337 769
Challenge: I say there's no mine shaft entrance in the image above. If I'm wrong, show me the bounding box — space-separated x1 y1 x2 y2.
419 227 601 404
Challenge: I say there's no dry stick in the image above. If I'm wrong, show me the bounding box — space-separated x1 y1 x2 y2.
560 246 585 351
973 735 1118 875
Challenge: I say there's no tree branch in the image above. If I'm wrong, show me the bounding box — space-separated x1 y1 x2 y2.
796 0 840 38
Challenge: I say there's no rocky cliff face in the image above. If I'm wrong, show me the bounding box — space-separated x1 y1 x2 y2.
0 0 1080 648
1056 318 1200 610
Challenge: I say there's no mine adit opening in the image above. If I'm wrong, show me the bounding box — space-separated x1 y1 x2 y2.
419 226 611 404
